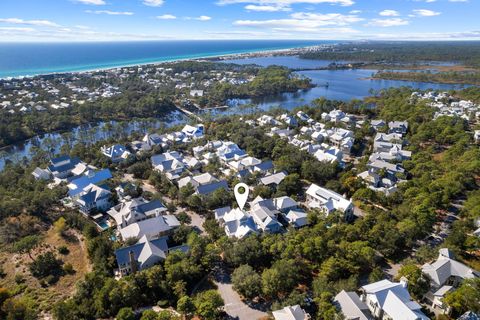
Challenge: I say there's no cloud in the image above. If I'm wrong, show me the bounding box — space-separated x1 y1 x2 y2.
217 0 355 9
366 18 409 27
234 12 363 33
245 4 291 11
412 9 441 16
0 27 36 32
0 18 60 27
143 0 164 6
379 10 400 17
156 14 177 20
74 0 106 5
448 0 468 2
195 16 212 21
85 10 134 15
349 10 361 14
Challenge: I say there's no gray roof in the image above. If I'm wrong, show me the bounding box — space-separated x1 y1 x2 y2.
334 290 372 320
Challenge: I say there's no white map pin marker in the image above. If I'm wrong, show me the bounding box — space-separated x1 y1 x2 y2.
234 183 249 210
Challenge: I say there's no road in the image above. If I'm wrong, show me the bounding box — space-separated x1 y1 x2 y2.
213 266 268 320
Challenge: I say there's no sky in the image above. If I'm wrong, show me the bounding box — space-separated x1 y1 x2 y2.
0 0 479 41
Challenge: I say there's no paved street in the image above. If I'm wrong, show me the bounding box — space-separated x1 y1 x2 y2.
213 266 268 320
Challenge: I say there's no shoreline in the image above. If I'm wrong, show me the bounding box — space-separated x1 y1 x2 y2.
0 44 328 80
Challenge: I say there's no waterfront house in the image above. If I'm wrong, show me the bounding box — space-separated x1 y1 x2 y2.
101 144 132 163
47 155 81 179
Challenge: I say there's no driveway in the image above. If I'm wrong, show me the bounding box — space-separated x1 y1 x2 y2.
213 266 268 320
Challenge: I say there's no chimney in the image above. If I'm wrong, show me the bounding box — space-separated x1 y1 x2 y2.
128 250 138 274
400 276 408 289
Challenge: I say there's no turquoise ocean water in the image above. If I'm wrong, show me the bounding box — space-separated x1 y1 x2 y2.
0 40 332 78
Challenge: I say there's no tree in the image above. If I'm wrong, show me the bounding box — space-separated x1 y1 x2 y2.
194 290 224 320
232 265 262 300
116 307 136 320
29 251 63 280
141 310 159 320
444 278 480 316
396 264 430 299
177 296 195 320
12 235 40 260
54 217 67 236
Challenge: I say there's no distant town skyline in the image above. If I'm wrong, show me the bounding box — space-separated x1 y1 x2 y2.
0 0 479 41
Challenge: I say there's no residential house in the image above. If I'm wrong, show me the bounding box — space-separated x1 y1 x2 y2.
67 169 113 199
115 235 188 277
274 196 298 213
272 305 310 320
360 279 429 320
32 167 51 180
108 197 168 229
249 197 283 233
388 121 409 135
334 290 373 320
75 183 111 214
151 151 187 180
371 120 386 131
220 207 257 239
47 155 81 179
118 215 180 241
306 183 354 220
182 124 204 139
314 148 343 164
422 248 479 312
260 171 287 188
285 209 308 228
101 144 131 163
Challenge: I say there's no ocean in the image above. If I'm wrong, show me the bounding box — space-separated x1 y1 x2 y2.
0 40 332 78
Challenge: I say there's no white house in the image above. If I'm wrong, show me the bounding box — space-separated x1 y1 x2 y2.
272 305 310 320
360 279 429 320
108 198 168 229
334 290 373 320
181 124 204 139
306 183 354 219
101 144 131 163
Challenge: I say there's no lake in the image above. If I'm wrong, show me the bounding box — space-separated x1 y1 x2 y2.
219 56 471 111
0 55 475 170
